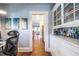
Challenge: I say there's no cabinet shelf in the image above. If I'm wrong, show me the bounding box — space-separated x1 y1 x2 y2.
64 12 74 17
75 5 79 8
75 10 79 20
75 4 79 12
64 3 70 8
56 11 61 16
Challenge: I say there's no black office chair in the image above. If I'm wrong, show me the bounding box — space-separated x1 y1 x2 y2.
1 30 19 56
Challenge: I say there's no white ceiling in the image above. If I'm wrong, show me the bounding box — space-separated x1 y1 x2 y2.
0 3 55 16
0 3 54 12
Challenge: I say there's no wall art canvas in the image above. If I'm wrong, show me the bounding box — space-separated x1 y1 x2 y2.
13 18 19 29
0 18 1 29
20 18 28 30
5 18 11 29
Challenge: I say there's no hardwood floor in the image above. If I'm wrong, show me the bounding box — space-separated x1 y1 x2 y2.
17 38 52 56
17 52 32 56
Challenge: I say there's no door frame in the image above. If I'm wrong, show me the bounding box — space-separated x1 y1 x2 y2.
29 11 49 51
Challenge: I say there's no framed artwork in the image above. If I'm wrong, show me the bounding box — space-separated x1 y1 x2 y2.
20 18 28 30
0 31 1 39
13 18 19 29
0 18 1 39
5 18 11 29
0 18 1 29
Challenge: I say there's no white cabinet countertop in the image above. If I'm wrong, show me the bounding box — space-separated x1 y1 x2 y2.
53 35 79 46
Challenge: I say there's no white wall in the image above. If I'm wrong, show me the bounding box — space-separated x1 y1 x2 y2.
48 11 53 49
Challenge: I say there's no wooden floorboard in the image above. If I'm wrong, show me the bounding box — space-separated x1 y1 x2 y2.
17 52 52 56
17 38 52 56
17 52 32 56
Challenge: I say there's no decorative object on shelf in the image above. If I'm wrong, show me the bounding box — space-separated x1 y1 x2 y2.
5 18 11 29
20 18 28 30
54 27 79 40
13 18 19 29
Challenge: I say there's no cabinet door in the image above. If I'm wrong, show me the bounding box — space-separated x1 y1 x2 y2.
75 3 79 20
54 5 61 26
64 3 74 23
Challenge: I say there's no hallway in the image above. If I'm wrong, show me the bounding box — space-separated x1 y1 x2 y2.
31 38 51 56
17 38 51 56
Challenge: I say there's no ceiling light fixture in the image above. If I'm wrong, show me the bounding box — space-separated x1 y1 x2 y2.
0 10 7 15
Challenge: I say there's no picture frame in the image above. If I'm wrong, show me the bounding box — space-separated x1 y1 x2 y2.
0 31 1 39
0 18 1 29
5 18 11 29
20 18 28 30
13 18 20 29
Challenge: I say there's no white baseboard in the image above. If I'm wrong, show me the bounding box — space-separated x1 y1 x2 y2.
45 47 50 52
18 47 32 52
49 48 56 56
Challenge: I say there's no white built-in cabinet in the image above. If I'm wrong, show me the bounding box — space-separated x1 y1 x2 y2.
52 3 79 28
50 3 79 56
54 4 61 26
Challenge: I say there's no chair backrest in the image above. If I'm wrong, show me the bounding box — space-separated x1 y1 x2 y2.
4 30 19 56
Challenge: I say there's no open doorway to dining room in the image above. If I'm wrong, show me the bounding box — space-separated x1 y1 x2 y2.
31 11 49 55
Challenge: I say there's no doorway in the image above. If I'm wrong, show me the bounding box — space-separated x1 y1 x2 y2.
31 12 48 54
32 13 45 41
